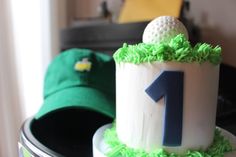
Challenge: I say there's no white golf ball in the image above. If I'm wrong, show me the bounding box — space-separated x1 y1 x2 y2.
142 16 189 44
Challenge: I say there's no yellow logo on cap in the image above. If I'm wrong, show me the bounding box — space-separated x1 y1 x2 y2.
74 58 92 72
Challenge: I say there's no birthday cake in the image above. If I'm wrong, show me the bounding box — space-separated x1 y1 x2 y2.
92 16 236 157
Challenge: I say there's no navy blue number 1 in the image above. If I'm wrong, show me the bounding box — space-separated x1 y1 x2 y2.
145 71 184 146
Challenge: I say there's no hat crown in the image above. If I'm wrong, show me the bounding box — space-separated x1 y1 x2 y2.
44 48 115 99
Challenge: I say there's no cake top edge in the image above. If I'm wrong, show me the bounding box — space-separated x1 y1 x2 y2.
113 16 222 65
113 34 222 65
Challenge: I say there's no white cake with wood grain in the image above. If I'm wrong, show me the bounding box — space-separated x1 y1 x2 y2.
92 16 236 157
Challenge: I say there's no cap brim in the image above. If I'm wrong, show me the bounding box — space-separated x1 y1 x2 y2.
35 87 115 119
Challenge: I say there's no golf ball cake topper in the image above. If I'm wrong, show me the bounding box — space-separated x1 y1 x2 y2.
142 16 188 44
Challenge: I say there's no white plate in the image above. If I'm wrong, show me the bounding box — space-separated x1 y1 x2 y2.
93 124 236 157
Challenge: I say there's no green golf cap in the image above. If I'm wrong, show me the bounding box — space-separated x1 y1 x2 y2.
35 48 115 119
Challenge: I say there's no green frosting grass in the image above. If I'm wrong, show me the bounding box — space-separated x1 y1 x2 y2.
113 34 222 65
104 123 234 157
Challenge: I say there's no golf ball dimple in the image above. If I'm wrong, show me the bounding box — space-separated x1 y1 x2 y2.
142 16 189 44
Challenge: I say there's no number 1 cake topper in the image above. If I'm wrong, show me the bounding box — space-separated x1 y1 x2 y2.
145 71 184 146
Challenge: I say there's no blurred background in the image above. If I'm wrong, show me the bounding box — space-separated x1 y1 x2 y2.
1 0 236 156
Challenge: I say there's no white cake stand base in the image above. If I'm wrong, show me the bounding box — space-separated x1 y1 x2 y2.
93 124 236 157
